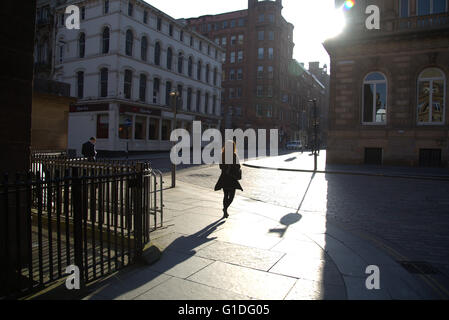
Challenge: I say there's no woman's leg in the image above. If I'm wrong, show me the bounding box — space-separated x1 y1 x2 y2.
227 189 236 208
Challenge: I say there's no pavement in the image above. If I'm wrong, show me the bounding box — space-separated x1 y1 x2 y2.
82 152 449 300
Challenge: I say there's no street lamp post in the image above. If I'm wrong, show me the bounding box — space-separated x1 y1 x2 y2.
170 90 179 188
308 99 319 172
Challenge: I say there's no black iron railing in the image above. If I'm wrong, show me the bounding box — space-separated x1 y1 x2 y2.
0 154 164 299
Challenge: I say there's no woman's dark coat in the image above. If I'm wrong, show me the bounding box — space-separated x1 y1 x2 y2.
214 154 243 191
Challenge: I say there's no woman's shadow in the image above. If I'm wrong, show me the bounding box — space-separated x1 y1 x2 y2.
87 218 226 299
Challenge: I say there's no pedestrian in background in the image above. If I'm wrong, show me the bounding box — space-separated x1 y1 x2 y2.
214 140 243 219
82 137 97 161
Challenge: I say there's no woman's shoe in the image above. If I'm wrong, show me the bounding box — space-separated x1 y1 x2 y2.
223 209 229 219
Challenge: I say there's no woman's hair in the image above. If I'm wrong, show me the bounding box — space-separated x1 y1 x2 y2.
222 140 237 164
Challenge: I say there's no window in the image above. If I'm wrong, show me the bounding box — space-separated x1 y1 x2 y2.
100 68 108 97
268 14 275 23
267 86 273 97
221 37 227 47
418 68 445 124
78 33 85 58
229 88 235 99
238 51 243 63
165 81 172 106
119 115 132 139
237 69 243 80
212 95 217 114
180 30 184 42
213 68 218 86
178 52 184 74
238 18 245 27
166 47 172 70
214 37 220 45
196 90 201 111
205 93 209 112
268 66 273 79
258 31 264 41
197 61 202 80
161 120 172 140
363 72 387 124
153 78 160 103
208 45 210 55
231 35 236 45
257 86 263 97
157 17 162 31
149 118 159 140
141 36 148 61
258 48 264 59
238 34 244 45
135 116 147 140
188 57 193 77
418 0 447 15
128 1 133 16
256 104 263 117
102 27 110 54
257 66 263 78
139 74 147 102
77 71 84 98
268 31 274 41
268 48 274 60
97 114 109 139
258 14 264 22
223 20 228 29
222 53 226 63
104 0 109 14
266 105 273 118
230 69 235 80
400 0 409 17
59 44 64 62
230 20 236 28
190 35 193 47
230 52 236 63
81 6 86 20
154 42 161 65
199 41 202 51
177 85 183 109
206 64 210 83
124 70 133 99
143 10 148 23
169 24 173 36
125 30 133 56
187 88 192 111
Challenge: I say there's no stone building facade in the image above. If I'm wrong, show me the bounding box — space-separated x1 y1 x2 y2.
186 0 300 145
55 0 223 155
325 0 449 167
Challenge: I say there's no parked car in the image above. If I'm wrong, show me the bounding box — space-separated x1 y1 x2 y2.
286 141 303 150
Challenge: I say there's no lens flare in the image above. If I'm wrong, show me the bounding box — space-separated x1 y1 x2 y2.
343 0 355 10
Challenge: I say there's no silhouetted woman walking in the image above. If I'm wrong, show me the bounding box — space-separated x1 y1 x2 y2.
214 140 243 219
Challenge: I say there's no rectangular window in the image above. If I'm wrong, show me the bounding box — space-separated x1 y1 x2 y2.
139 74 147 102
268 14 275 23
214 37 220 45
223 20 228 29
267 86 273 97
257 86 263 97
128 2 133 16
77 72 84 98
157 17 162 31
180 30 184 42
258 48 264 59
96 114 109 139
258 31 264 41
81 6 86 20
169 24 173 36
268 31 274 40
237 87 242 97
135 116 147 140
238 34 244 45
237 69 243 80
238 18 245 27
268 66 273 79
266 105 273 118
222 53 226 63
268 48 274 60
104 0 109 14
124 70 132 99
229 88 235 99
149 118 159 140
231 35 236 45
400 0 409 17
258 14 264 22
197 91 201 111
230 69 235 80
161 119 172 140
230 20 236 28
119 115 132 139
143 10 148 23
221 37 227 47
230 52 236 63
256 104 263 117
257 66 263 78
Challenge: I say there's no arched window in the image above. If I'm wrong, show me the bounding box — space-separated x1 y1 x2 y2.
188 57 193 77
139 74 147 102
362 72 387 124
77 71 84 98
124 69 132 99
206 64 210 83
418 68 446 124
197 60 202 81
154 42 161 66
166 47 173 70
100 68 108 97
141 36 148 61
178 52 184 74
79 32 85 58
102 27 110 54
125 29 133 56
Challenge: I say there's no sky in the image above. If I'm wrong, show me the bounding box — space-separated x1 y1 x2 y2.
144 0 346 70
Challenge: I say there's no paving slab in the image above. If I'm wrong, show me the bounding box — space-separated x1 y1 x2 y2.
285 278 347 300
188 261 297 300
135 277 251 300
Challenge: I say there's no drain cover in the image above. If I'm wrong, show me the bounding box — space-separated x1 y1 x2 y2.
398 261 439 275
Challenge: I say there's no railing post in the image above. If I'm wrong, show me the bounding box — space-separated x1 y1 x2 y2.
71 167 85 289
134 164 143 259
